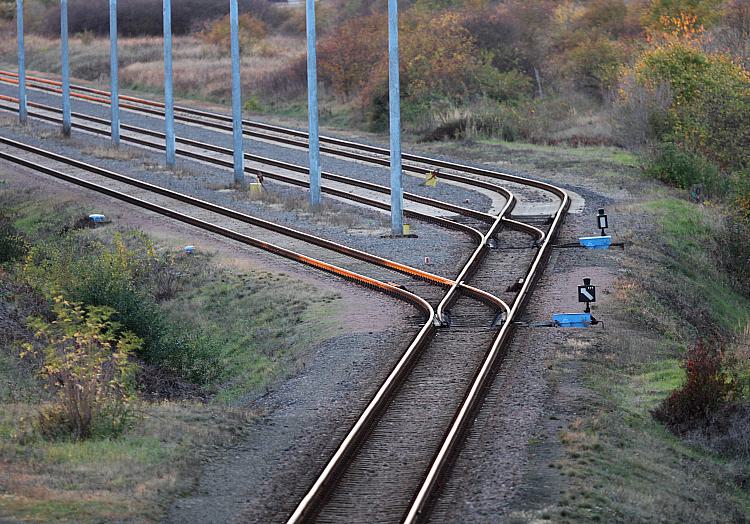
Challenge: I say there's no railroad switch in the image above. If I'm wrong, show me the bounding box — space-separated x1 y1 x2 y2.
491 310 505 327
512 315 601 328
506 278 524 293
437 310 451 328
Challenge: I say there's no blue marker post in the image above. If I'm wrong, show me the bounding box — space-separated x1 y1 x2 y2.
305 0 321 206
60 0 71 136
387 0 403 235
163 0 175 167
16 0 27 124
229 0 245 187
109 0 119 145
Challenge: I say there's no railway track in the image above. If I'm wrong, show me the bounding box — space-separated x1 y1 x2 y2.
0 77 570 522
0 71 559 220
0 94 491 242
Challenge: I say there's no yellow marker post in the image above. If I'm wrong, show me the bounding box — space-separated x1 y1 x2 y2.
424 170 438 187
403 224 411 235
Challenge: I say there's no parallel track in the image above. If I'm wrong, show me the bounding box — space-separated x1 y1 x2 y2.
0 77 570 522
0 71 551 225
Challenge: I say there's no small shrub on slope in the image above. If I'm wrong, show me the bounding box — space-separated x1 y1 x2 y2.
652 339 734 433
22 297 140 440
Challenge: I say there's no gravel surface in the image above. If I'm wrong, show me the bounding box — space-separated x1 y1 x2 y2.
430 180 625 522
0 82 610 523
0 112 475 283
0 82 493 214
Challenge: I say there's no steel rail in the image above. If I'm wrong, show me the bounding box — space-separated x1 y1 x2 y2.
286 158 569 523
0 73 519 216
0 80 494 224
0 75 547 242
0 71 564 214
0 95 491 245
0 99 489 248
0 147 435 318
0 101 513 314
404 182 570 523
284 193 520 524
0 135 456 288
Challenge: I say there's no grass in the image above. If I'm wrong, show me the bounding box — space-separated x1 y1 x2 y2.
476 138 639 166
0 400 250 523
0 32 306 108
0 181 341 522
162 268 341 403
639 198 750 334
538 352 750 523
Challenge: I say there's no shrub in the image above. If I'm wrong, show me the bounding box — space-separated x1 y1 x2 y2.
633 42 750 170
652 339 733 433
644 142 725 196
0 214 28 265
554 33 628 100
22 232 222 385
199 13 268 53
22 297 140 440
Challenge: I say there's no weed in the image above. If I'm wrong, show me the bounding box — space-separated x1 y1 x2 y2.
652 340 733 433
0 213 28 265
23 297 141 440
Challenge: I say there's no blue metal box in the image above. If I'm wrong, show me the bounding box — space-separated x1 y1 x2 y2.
579 235 612 249
553 313 593 328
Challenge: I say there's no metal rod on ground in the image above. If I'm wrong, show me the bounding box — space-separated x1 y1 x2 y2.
109 0 119 145
305 0 321 206
16 0 27 124
60 0 71 136
162 0 175 167
229 0 245 187
388 0 403 235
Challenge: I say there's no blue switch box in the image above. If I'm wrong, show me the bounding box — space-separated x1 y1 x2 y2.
553 313 593 328
579 235 612 249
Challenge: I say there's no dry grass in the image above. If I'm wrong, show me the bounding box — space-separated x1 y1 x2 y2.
246 185 387 231
81 145 138 161
0 32 306 106
0 400 251 523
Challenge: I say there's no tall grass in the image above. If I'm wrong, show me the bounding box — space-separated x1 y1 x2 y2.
0 32 306 105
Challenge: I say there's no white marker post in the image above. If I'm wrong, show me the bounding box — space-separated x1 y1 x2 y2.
109 0 120 145
17 0 27 124
387 0 404 235
61 0 71 136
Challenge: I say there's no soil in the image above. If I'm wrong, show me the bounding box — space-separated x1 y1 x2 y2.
0 89 644 523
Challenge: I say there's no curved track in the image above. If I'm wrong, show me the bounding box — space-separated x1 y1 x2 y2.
0 75 569 523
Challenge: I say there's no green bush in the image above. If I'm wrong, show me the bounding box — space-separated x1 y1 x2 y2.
644 142 725 196
634 42 750 170
0 215 28 265
22 232 222 385
22 297 141 440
